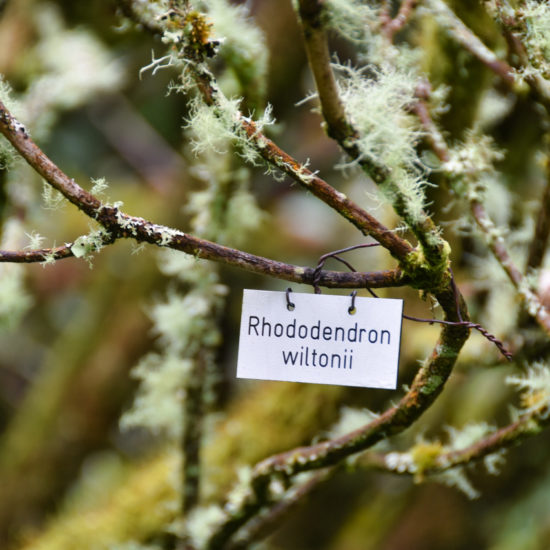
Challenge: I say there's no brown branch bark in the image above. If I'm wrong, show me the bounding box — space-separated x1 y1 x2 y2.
0 244 74 262
426 0 516 87
381 0 419 41
413 82 550 337
227 469 333 550
431 0 550 110
297 0 356 144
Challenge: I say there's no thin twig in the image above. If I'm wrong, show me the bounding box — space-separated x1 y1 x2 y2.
470 199 550 336
412 82 451 164
238 116 414 262
425 0 516 87
311 242 380 293
412 78 550 338
227 469 334 550
430 0 550 110
118 1 417 265
311 244 511 359
0 244 74 262
358 403 550 476
382 0 419 41
124 4 420 264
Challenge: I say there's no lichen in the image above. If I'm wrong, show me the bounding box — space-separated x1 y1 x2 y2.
507 363 550 419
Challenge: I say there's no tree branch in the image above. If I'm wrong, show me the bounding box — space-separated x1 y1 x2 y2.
117 2 427 271
0 244 74 262
296 0 356 144
430 0 550 110
381 0 419 41
412 83 550 336
0 99 411 290
470 199 550 336
425 0 516 87
227 469 333 550
295 0 450 276
358 404 550 477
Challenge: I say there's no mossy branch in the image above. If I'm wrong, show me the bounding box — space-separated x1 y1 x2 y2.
296 0 450 282
359 403 550 479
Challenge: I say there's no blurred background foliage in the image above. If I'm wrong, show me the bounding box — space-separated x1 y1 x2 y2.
0 1 549 549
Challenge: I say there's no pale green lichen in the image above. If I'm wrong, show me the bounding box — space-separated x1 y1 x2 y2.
185 505 227 550
20 4 124 139
42 181 67 210
149 289 223 356
223 466 254 514
70 228 109 265
185 95 242 156
484 449 507 476
197 0 268 103
389 423 504 499
120 353 194 440
521 1 550 73
90 177 109 196
24 231 46 250
335 63 429 225
322 0 380 44
185 94 274 166
445 422 495 450
442 131 504 199
185 155 264 246
431 466 480 499
507 363 550 419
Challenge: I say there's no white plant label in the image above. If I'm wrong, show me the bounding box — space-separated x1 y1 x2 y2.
237 289 403 389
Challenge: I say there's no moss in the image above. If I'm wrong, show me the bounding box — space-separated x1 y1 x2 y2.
411 441 444 478
420 374 444 395
203 382 348 495
434 342 459 360
20 383 350 549
399 247 450 292
19 454 179 550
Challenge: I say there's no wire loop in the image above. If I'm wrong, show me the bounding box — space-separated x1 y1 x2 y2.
348 291 357 314
285 287 295 311
309 244 513 361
